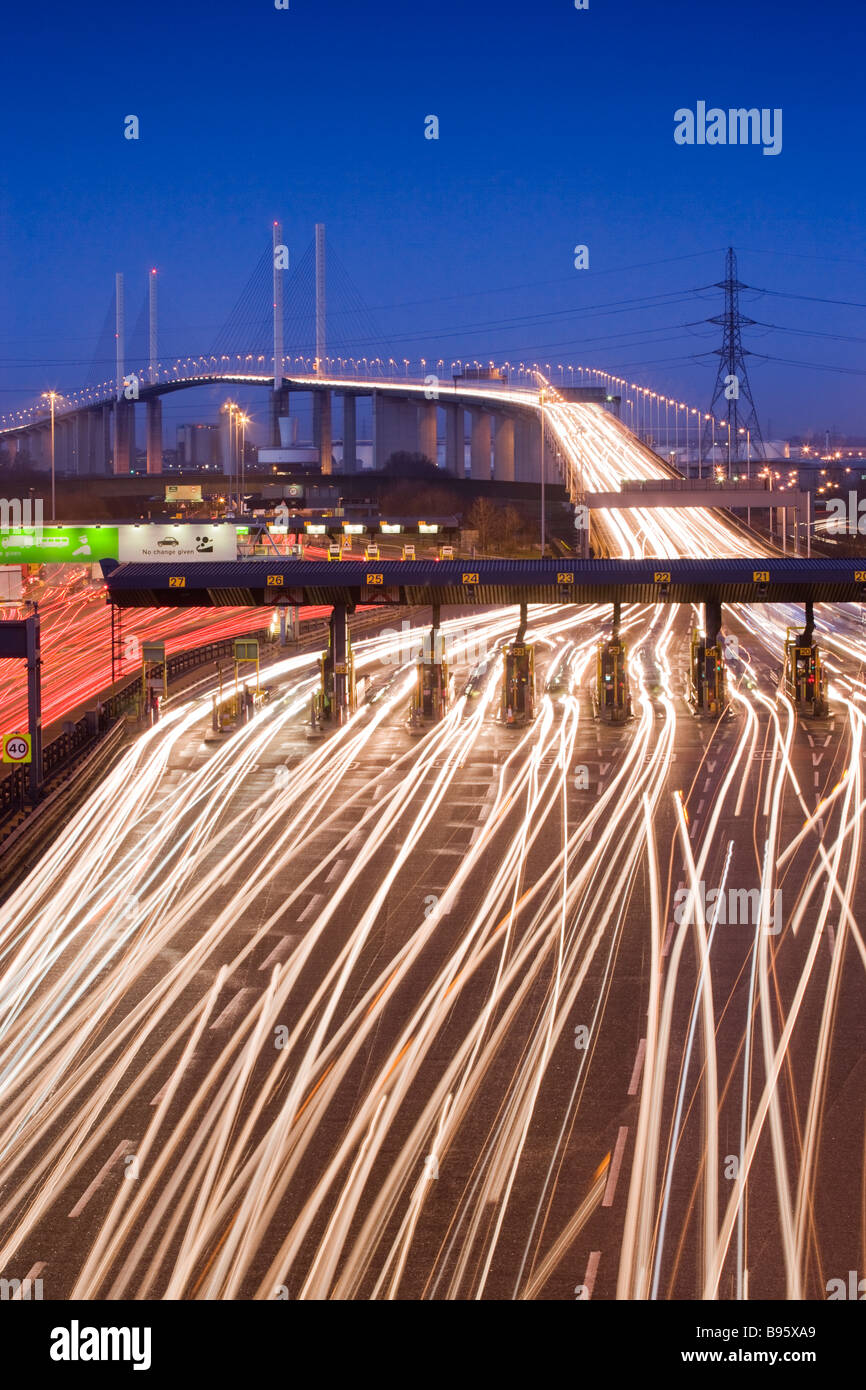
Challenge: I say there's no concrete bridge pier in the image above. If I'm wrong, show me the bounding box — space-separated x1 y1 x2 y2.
494 416 515 482
94 406 112 474
72 412 90 475
28 427 44 468
418 402 438 465
374 395 418 469
470 410 492 480
269 384 289 447
341 393 356 473
114 399 134 474
54 417 73 475
515 415 541 483
146 397 163 474
444 403 464 477
314 389 333 473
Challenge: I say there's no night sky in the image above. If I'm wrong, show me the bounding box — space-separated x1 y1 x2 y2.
1 0 864 440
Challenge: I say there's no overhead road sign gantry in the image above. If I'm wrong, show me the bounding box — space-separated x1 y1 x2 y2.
100 557 866 610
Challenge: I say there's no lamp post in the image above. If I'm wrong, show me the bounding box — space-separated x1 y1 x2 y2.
41 391 61 521
539 384 546 556
238 412 249 517
740 426 752 528
223 400 239 511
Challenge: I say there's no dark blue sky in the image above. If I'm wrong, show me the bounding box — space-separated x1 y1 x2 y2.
1 0 864 439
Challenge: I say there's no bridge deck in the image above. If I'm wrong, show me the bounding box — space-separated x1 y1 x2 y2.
100 557 866 608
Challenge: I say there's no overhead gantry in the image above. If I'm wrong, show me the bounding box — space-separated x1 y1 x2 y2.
101 556 862 729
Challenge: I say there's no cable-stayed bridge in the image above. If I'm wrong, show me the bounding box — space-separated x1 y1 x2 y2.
0 225 742 487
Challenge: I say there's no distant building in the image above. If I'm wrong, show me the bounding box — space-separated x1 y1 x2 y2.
258 442 375 470
177 423 221 468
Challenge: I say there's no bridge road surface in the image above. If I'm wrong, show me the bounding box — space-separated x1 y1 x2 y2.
0 601 864 1299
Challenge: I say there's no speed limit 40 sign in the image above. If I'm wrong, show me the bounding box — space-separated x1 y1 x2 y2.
2 733 32 764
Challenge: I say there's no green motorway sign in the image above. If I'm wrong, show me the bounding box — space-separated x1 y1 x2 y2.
0 526 119 564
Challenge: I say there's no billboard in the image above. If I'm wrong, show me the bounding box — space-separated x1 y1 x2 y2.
165 485 203 502
117 524 237 562
0 526 119 564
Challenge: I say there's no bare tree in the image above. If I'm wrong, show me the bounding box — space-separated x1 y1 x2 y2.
467 497 504 553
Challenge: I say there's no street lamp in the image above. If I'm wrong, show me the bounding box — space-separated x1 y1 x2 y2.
539 384 546 555
739 426 752 527
238 412 250 516
222 400 239 509
41 391 62 520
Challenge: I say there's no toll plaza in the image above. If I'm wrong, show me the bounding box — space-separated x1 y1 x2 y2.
100 555 866 731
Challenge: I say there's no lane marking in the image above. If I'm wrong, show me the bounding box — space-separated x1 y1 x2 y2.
68 1141 135 1218
580 1250 601 1299
298 893 325 922
210 987 257 1031
260 935 299 970
602 1126 629 1208
628 1037 647 1096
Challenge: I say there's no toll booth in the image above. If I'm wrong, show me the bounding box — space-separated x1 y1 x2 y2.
141 640 167 722
410 607 450 726
688 627 727 717
595 639 630 722
502 604 535 725
502 642 535 724
413 653 450 722
592 601 631 723
685 599 727 718
782 626 827 716
312 606 356 729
